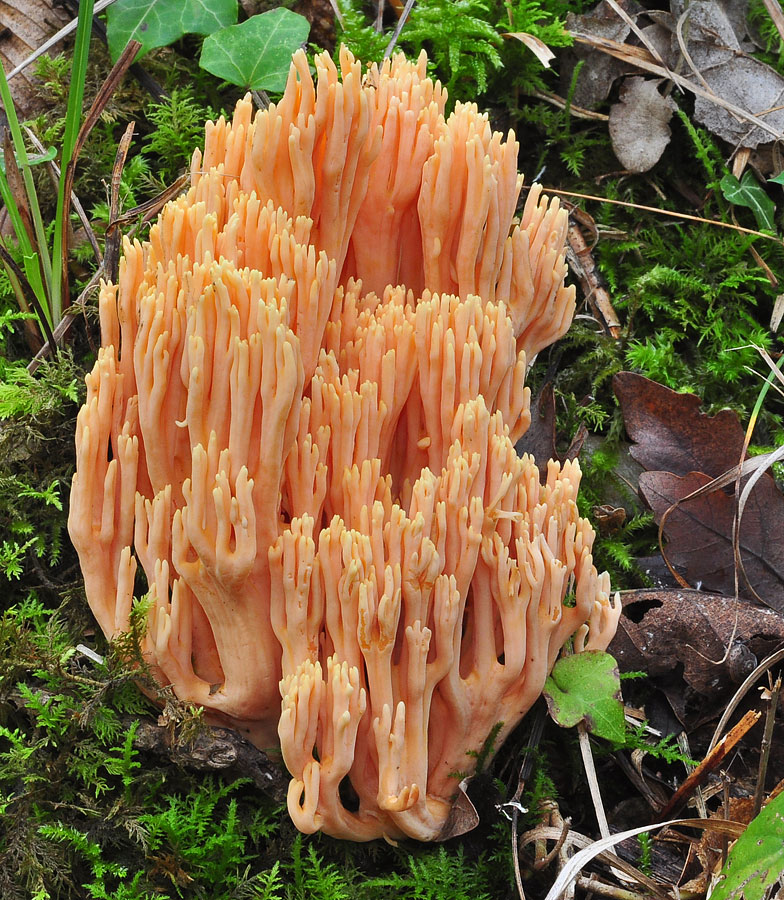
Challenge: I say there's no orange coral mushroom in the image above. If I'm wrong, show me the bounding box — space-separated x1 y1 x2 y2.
69 46 619 841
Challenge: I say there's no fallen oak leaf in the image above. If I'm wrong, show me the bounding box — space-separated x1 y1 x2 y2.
639 469 784 613
614 371 746 477
609 588 784 727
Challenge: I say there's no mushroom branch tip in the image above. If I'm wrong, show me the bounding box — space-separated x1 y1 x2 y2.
69 44 619 841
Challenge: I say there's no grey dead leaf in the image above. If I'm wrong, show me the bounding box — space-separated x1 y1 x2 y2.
609 76 677 172
568 0 784 152
565 1 636 109
679 1 784 148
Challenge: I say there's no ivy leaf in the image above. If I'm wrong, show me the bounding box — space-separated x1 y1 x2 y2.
710 791 784 900
770 172 784 186
199 9 310 91
720 171 775 232
106 0 238 62
542 651 625 742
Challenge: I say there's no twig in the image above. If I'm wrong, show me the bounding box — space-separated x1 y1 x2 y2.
105 121 136 283
677 732 707 819
575 876 649 900
752 673 781 817
27 311 79 376
510 705 546 900
383 0 416 59
108 173 190 233
565 218 621 338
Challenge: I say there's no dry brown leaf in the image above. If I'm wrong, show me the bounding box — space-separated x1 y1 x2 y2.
609 588 784 727
613 372 746 478
639 469 784 612
609 76 677 172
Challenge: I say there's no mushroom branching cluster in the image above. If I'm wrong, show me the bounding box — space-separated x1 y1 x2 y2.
69 48 620 842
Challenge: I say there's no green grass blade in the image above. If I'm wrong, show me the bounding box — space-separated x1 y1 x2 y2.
0 64 54 320
50 0 95 325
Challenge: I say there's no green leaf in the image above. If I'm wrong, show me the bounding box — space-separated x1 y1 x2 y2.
0 146 56 175
199 9 310 91
106 0 238 62
720 171 775 232
711 792 784 900
769 171 784 186
542 651 625 742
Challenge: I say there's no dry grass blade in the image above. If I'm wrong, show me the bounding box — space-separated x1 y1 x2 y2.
532 185 783 245
532 90 610 121
539 818 745 900
520 824 671 900
734 442 784 604
578 725 611 843
2 129 36 248
603 0 668 67
762 0 784 42
654 452 777 591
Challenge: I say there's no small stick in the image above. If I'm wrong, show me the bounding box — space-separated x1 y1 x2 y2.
677 732 707 819
576 876 648 900
752 673 781 817
565 219 621 338
720 773 731 868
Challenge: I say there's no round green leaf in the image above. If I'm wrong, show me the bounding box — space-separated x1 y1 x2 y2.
199 9 311 91
106 0 238 62
711 791 784 900
542 651 625 743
